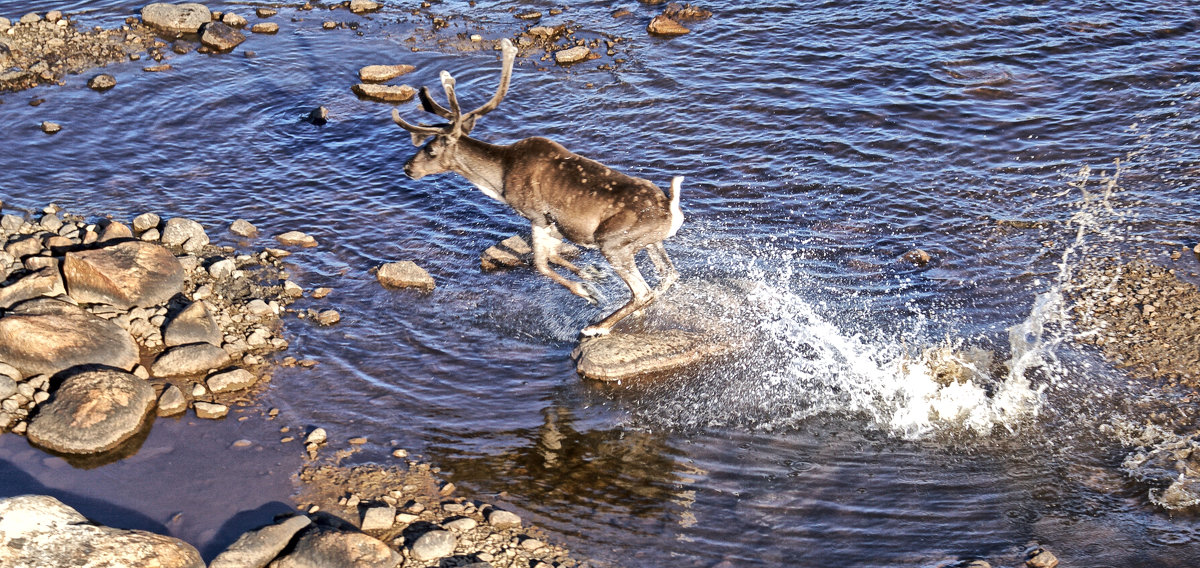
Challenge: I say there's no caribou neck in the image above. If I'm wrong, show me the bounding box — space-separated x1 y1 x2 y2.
451 136 508 201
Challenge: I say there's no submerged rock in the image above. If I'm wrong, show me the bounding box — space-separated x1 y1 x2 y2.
554 46 591 64
86 73 116 91
26 368 156 455
0 495 204 568
62 240 185 309
0 298 138 377
275 230 318 248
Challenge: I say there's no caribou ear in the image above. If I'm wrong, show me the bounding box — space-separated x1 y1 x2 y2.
410 131 435 146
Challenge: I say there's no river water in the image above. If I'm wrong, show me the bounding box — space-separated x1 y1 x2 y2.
2 1 1199 566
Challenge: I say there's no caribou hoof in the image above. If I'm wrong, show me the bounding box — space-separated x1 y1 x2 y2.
580 325 610 338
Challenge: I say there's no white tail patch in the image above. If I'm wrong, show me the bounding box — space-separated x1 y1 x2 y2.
667 176 684 239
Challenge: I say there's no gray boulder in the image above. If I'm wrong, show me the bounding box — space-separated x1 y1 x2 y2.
0 495 203 568
0 266 66 309
141 2 212 33
151 343 232 377
209 515 311 568
160 217 209 252
26 369 156 454
62 240 185 309
270 528 401 568
410 530 456 561
0 298 138 377
163 300 221 347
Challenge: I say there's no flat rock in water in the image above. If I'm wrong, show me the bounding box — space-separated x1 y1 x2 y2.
200 21 246 51
26 368 156 454
376 261 434 290
141 3 212 33
0 495 204 568
275 230 318 247
647 15 690 36
351 83 415 102
87 73 116 91
209 516 312 568
359 64 415 82
151 343 233 377
555 46 591 64
251 22 278 34
574 330 733 380
229 218 257 237
348 0 382 14
0 265 66 309
163 300 221 347
62 240 184 309
0 298 138 377
193 401 228 419
271 528 400 568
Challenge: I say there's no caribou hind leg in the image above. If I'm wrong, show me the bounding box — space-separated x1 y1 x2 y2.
646 242 679 295
580 245 655 337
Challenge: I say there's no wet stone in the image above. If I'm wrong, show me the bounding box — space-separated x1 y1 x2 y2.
275 230 318 247
40 121 61 134
573 329 739 381
200 21 245 51
555 46 591 64
229 218 257 237
348 0 382 14
221 12 248 28
87 73 116 91
26 368 155 455
376 261 434 290
647 14 690 35
351 83 416 102
359 64 415 82
250 22 278 34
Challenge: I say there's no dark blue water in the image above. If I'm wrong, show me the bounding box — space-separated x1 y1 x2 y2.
2 1 1199 565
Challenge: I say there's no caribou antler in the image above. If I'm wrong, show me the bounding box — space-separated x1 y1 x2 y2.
396 39 519 139
463 38 518 120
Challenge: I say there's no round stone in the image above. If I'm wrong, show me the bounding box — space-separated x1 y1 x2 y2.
410 530 456 561
26 369 155 454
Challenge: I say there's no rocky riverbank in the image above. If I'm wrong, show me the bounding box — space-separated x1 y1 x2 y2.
0 10 160 92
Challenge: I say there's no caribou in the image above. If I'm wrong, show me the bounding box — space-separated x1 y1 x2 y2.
390 39 684 337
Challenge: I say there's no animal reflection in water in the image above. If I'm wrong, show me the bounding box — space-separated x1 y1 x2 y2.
390 39 684 337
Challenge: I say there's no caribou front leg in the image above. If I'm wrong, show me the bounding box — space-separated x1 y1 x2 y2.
532 222 600 304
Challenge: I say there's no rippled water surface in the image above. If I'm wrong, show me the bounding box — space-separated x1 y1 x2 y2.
2 1 1200 566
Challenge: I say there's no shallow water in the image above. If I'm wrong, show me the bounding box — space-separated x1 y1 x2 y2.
2 0 1200 565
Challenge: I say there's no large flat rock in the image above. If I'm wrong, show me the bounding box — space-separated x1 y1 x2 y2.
0 495 203 568
151 342 232 377
574 330 738 381
26 368 156 455
0 265 66 309
209 515 311 568
63 240 184 309
0 298 139 377
571 279 753 381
